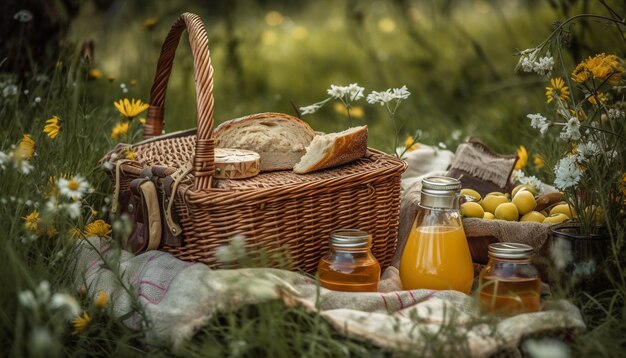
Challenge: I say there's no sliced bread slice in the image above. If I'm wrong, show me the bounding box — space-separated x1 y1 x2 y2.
293 125 368 174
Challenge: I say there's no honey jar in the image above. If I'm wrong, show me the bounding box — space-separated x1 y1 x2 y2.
317 229 381 292
479 242 541 316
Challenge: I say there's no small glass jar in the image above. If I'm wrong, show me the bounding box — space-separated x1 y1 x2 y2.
478 243 541 316
317 229 381 292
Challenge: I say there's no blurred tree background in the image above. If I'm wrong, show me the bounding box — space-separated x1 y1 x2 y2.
2 0 624 153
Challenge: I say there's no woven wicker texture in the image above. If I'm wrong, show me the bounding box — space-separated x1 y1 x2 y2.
105 13 407 272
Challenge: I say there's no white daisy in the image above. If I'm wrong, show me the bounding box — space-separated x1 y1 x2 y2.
57 175 90 200
559 117 581 141
554 156 582 190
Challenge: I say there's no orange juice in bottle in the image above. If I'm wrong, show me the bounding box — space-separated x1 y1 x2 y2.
400 177 474 294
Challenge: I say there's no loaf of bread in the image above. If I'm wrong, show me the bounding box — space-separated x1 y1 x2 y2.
293 125 368 174
214 112 315 172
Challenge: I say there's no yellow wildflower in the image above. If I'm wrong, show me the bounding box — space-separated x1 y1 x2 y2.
72 312 91 334
138 117 146 125
572 53 623 85
515 145 528 170
403 136 420 152
545 77 570 104
84 220 112 237
14 134 35 160
124 147 137 160
533 153 545 170
142 17 159 30
111 121 130 141
88 68 103 80
43 116 61 139
23 210 40 232
94 291 109 309
114 98 149 119
587 92 608 106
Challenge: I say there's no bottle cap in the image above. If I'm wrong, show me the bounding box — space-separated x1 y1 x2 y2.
488 242 534 259
420 176 462 208
329 229 372 248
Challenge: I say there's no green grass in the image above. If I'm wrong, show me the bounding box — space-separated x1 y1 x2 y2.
1 0 626 357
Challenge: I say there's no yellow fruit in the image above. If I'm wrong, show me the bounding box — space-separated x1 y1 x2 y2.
549 203 577 219
512 190 537 215
543 213 569 225
460 188 481 202
511 184 539 198
520 211 546 223
461 202 484 218
481 193 509 214
494 202 519 221
483 212 495 220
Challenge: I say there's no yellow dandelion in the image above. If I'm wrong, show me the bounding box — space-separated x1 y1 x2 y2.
14 134 35 160
515 145 528 170
142 17 159 30
545 77 570 104
84 220 112 238
403 136 420 152
43 116 61 139
72 312 91 334
587 92 608 106
113 98 149 119
22 210 40 231
572 53 623 85
138 117 146 125
533 153 545 170
88 68 103 80
111 121 130 141
94 291 109 309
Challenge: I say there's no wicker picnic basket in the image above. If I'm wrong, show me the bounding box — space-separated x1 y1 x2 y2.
103 13 407 272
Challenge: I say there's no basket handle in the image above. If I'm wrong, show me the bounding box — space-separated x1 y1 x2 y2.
145 12 215 191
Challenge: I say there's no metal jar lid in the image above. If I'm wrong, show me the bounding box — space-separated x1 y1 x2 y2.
488 242 534 259
329 229 372 249
420 176 462 208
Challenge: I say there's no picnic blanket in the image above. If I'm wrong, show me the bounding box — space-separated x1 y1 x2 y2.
75 237 584 357
74 144 585 356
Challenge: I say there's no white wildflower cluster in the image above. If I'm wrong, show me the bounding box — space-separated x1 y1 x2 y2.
553 156 582 190
120 83 129 94
366 85 411 106
0 150 34 174
215 235 247 263
607 108 624 120
518 49 554 76
300 83 410 117
45 197 82 220
527 113 549 134
575 141 601 160
1 80 18 98
559 117 581 141
327 83 364 101
18 281 80 320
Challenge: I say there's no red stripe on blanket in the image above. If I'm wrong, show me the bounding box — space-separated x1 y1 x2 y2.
408 290 417 305
395 291 404 309
380 293 389 311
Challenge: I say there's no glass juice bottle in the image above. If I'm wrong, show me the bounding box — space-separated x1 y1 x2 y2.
400 176 474 294
479 242 541 316
318 229 381 292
